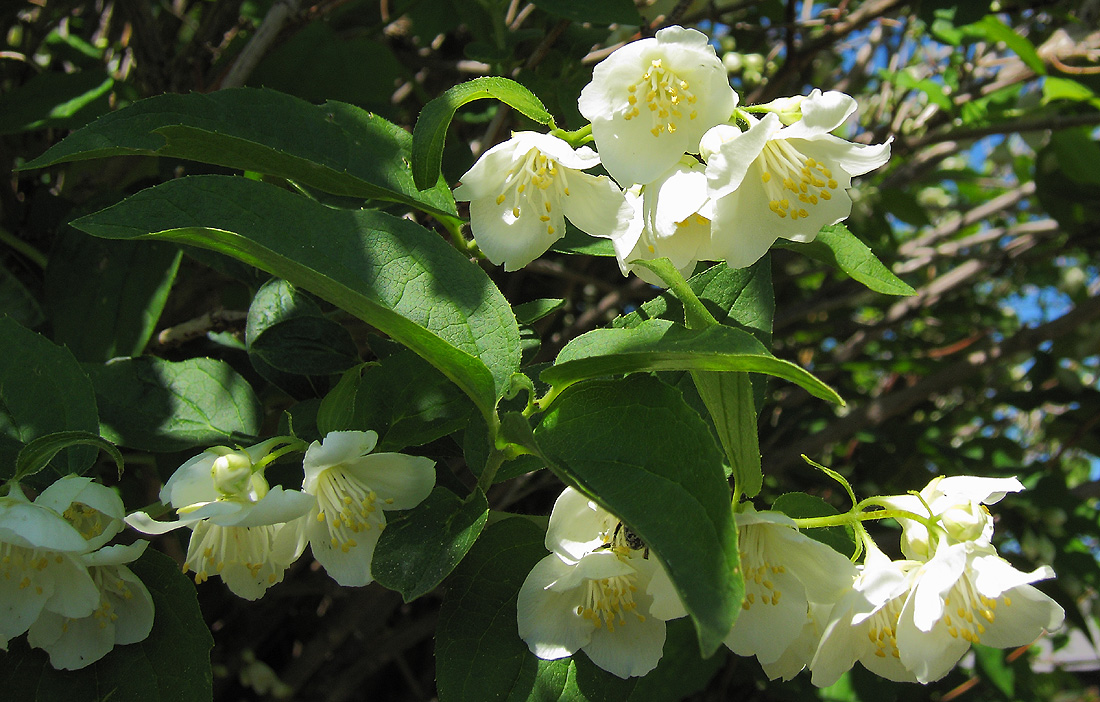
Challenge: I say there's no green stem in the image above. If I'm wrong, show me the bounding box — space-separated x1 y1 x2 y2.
0 226 48 270
632 258 717 329
794 506 942 531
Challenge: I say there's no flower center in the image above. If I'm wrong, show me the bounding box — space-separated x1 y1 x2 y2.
63 501 109 541
576 572 644 633
738 526 786 610
866 595 905 659
0 542 55 596
623 59 699 137
940 574 1008 644
183 522 281 584
758 140 838 221
493 149 569 237
314 468 388 553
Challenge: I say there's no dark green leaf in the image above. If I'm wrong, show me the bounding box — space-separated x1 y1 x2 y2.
0 317 99 483
249 316 360 375
14 431 123 482
0 70 113 134
514 298 565 325
21 88 457 218
316 364 370 437
244 277 323 345
347 350 474 452
534 375 741 657
779 224 915 296
372 487 489 602
412 77 553 190
71 175 519 418
436 517 548 702
551 223 617 257
541 318 842 405
0 549 213 702
45 232 181 362
770 492 856 558
87 356 262 452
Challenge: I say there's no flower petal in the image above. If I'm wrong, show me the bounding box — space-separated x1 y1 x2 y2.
221 486 316 528
305 508 383 587
583 611 666 678
517 553 593 659
545 487 608 561
978 583 1064 648
302 431 379 490
343 453 436 510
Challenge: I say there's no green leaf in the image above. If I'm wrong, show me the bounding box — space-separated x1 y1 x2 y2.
528 0 642 24
550 223 617 257
337 349 474 452
372 487 489 603
0 549 213 702
70 175 520 419
316 364 370 437
87 356 262 452
244 277 323 345
534 375 741 657
249 316 361 375
21 88 457 219
0 317 99 484
771 492 856 558
692 372 761 498
1042 77 1100 106
972 644 1015 698
45 232 181 362
514 298 565 325
412 77 553 190
435 517 548 702
14 431 123 482
779 224 915 296
541 318 842 405
963 15 1046 75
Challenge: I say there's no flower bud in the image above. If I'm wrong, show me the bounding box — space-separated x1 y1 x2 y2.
210 450 254 496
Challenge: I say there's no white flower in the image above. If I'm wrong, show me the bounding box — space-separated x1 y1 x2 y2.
453 131 631 271
700 89 891 268
34 474 126 551
811 541 1064 686
760 602 832 681
126 439 315 600
579 26 737 186
0 485 99 651
606 158 710 284
724 506 856 672
27 542 154 670
810 545 920 686
881 475 1025 559
517 487 686 679
300 430 435 587
894 539 1064 683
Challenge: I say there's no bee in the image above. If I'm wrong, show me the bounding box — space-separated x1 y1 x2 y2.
597 521 650 559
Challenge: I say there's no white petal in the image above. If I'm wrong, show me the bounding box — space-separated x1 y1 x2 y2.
896 593 970 683
108 565 155 645
769 528 857 604
777 89 856 140
725 567 808 664
517 554 592 659
583 612 666 678
28 609 114 670
978 583 1064 647
642 558 688 621
798 133 892 178
468 195 565 271
221 486 316 528
160 451 220 507
124 509 200 535
302 431 379 490
704 115 780 200
809 591 866 687
41 552 100 618
932 475 1025 505
706 179 786 268
83 541 148 567
561 172 632 240
971 552 1054 598
545 487 607 561
453 138 528 202
0 499 90 552
344 453 436 510
911 543 967 632
306 511 383 587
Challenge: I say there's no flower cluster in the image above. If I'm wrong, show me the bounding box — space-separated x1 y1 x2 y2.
456 26 891 279
517 477 1063 683
127 430 435 598
1 476 154 670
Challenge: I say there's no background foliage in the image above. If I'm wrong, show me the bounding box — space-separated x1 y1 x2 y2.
2 0 1099 700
